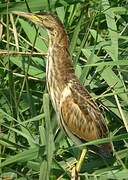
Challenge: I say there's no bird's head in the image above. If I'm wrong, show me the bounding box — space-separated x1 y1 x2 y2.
13 11 64 33
12 11 68 47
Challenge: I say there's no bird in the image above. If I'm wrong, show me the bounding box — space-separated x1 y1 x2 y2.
13 11 112 158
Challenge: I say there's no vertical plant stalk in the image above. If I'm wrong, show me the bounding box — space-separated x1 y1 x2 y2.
7 4 17 120
114 91 128 132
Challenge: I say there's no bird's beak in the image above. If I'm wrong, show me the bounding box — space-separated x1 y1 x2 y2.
12 11 40 23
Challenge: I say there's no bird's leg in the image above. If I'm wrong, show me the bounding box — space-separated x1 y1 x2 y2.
76 148 87 174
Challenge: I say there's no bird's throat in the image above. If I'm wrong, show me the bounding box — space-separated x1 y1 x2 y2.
46 39 74 112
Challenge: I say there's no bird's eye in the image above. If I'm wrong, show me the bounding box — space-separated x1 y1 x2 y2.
46 26 54 31
54 30 57 35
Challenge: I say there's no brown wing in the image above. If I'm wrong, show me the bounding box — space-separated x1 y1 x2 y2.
60 81 108 142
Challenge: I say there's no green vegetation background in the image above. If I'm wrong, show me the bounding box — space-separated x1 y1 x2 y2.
0 0 128 179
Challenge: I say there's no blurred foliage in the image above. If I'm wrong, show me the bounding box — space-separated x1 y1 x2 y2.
0 0 128 179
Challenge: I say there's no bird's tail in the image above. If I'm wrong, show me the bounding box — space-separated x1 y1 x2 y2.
98 143 113 158
89 143 113 159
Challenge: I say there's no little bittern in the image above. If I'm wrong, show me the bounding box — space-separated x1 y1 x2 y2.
13 12 112 156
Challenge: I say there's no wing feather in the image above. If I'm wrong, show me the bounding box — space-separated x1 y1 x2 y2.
60 81 108 142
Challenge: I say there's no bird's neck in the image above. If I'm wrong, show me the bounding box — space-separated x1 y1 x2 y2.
46 29 75 110
47 29 75 86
